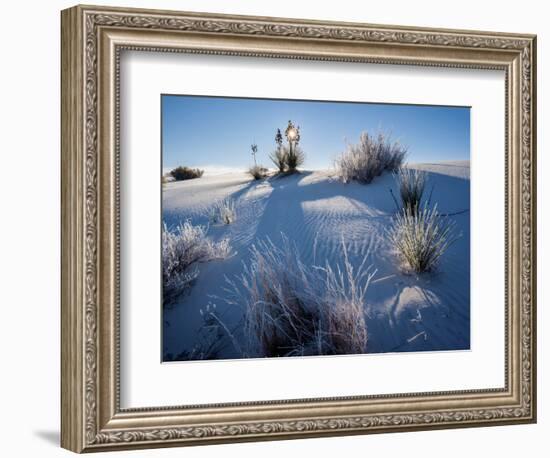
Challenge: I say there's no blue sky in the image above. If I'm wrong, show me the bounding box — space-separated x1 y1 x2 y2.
162 95 470 171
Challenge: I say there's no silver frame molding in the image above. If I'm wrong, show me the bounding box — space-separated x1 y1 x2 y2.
61 4 537 453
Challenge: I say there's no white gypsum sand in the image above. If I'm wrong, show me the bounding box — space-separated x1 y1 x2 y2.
162 161 470 360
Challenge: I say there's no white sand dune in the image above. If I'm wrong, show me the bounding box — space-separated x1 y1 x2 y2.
163 162 470 360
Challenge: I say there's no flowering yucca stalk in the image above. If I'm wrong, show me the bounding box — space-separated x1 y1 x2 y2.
388 205 459 273
394 167 426 215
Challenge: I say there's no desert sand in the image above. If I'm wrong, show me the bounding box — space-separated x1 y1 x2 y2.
162 161 470 360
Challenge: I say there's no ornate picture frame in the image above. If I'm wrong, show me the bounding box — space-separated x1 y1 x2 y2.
61 4 536 453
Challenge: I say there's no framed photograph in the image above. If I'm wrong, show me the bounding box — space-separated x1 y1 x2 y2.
61 4 537 453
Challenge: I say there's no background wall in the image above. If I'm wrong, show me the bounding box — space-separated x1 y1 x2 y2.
0 0 545 456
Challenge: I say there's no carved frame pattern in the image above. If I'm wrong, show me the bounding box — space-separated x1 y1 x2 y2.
61 4 536 453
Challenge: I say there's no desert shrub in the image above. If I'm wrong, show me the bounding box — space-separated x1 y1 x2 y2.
209 198 236 225
285 145 305 172
225 236 375 357
270 147 287 173
248 165 268 180
162 221 231 305
387 205 459 273
336 132 407 184
394 167 426 215
169 166 204 181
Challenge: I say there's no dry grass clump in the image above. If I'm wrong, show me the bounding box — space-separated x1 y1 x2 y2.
162 221 231 305
394 167 426 215
248 165 268 180
226 236 375 357
209 198 236 225
169 166 204 181
387 205 458 273
336 132 407 184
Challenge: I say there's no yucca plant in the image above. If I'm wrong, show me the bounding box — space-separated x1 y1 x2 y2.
285 145 305 172
388 205 459 273
394 167 426 215
269 147 287 173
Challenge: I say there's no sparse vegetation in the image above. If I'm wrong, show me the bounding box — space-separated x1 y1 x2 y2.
162 221 231 305
388 205 459 273
250 143 258 166
394 167 426 215
269 121 306 174
248 165 268 180
285 145 305 172
269 142 306 174
225 235 375 357
169 166 204 181
270 146 287 173
210 198 236 225
336 132 407 184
